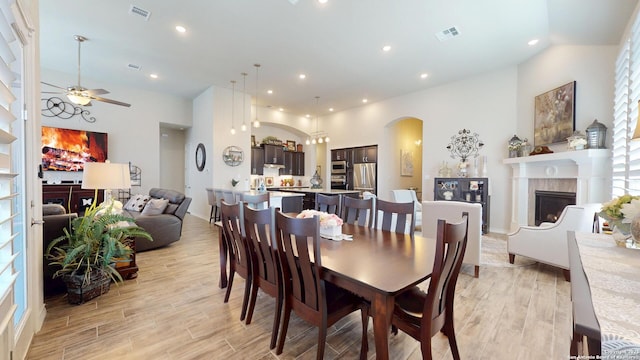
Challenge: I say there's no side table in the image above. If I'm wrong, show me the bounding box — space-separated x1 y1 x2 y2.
115 237 138 279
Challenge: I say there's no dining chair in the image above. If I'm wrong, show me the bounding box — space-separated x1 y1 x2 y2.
315 193 341 216
274 211 369 360
375 198 416 236
222 190 236 205
206 188 217 223
391 212 469 360
220 201 252 321
242 205 282 349
241 192 270 209
341 196 374 227
391 189 422 230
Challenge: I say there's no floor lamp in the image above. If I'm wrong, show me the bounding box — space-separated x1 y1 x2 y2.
82 162 131 210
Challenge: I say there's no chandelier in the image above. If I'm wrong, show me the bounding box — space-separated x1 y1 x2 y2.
306 96 330 145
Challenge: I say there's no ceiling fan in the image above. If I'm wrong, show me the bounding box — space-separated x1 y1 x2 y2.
42 35 131 107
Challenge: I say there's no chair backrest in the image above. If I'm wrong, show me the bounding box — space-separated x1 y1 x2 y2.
244 205 279 286
214 189 224 207
222 190 236 205
342 196 374 227
275 211 324 313
375 198 415 236
206 188 216 206
220 201 250 269
242 192 270 209
423 213 468 336
315 193 341 216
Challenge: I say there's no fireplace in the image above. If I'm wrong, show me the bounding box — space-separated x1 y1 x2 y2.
534 191 576 225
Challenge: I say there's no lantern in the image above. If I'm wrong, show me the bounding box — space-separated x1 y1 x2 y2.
585 119 607 149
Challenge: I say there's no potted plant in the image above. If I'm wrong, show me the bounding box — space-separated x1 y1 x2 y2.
46 200 152 304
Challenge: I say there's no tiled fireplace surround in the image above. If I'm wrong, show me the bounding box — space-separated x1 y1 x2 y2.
503 149 610 230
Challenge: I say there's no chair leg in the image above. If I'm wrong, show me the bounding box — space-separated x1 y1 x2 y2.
508 253 515 264
240 275 251 321
209 206 215 223
270 290 284 350
245 279 260 324
224 269 235 303
317 324 327 360
276 305 292 355
443 309 461 360
360 305 369 359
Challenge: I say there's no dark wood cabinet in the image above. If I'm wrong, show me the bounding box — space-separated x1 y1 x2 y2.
263 144 284 166
331 149 347 161
354 146 377 163
42 184 104 215
279 151 305 176
433 177 490 234
280 151 294 175
251 147 264 175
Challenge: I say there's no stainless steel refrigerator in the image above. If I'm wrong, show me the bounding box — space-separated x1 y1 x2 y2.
353 163 376 196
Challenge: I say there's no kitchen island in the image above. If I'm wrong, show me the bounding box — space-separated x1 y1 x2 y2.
268 188 360 210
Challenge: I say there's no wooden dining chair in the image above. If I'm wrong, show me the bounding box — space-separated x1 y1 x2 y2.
241 192 270 209
391 212 469 360
220 201 252 321
315 193 342 216
274 211 370 360
242 205 282 350
375 198 416 236
342 196 374 227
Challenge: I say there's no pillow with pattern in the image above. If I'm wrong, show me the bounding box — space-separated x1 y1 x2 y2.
124 195 151 212
141 198 169 215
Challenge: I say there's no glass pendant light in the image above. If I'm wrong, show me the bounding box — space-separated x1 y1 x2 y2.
253 64 261 128
230 80 236 135
240 72 248 132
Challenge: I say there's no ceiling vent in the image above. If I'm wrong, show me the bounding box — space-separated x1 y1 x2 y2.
127 63 141 71
129 5 151 21
435 26 460 42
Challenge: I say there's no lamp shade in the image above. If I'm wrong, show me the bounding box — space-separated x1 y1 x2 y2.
82 162 131 190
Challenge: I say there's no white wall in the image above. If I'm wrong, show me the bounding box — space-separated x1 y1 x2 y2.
159 127 186 192
40 68 192 196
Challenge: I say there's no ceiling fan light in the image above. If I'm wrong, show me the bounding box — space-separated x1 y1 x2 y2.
67 93 91 106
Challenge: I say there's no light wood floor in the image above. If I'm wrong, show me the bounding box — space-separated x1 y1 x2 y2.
27 215 572 360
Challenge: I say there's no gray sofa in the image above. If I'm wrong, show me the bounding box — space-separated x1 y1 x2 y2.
123 188 192 252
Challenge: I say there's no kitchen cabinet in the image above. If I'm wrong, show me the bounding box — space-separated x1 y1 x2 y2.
331 149 347 161
263 144 284 166
251 147 264 175
433 177 490 234
279 151 305 176
354 146 377 163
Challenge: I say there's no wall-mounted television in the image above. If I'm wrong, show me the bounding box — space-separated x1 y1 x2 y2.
41 126 108 171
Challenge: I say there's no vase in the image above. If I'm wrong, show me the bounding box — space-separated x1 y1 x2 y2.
630 213 640 249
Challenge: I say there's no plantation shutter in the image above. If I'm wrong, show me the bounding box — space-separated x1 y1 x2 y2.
613 12 640 196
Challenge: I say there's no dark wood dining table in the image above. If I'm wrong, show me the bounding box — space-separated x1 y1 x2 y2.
215 220 435 360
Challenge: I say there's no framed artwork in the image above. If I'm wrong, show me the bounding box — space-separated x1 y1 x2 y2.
286 140 296 151
265 177 274 187
534 81 576 146
401 149 413 176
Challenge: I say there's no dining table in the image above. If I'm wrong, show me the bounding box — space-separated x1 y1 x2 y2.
215 220 435 359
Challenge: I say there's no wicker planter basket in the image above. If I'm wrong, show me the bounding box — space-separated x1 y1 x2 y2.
63 269 111 304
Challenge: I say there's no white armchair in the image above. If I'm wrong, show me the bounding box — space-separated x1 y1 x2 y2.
422 200 482 277
391 189 422 231
507 203 601 275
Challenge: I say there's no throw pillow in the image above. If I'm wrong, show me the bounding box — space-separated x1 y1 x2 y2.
141 198 169 215
124 195 151 212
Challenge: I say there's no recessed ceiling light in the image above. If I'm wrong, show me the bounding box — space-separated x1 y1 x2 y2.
318 0 328 3
150 73 158 79
362 98 368 103
382 45 391 52
279 108 284 112
420 73 428 79
299 74 306 79
329 108 334 112
306 114 310 118
528 39 539 46
267 89 273 94
175 25 186 33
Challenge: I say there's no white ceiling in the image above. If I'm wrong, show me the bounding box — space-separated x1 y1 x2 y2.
39 0 638 116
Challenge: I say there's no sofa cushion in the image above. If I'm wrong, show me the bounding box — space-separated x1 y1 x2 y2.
125 194 151 212
164 203 179 215
141 198 169 215
149 188 185 205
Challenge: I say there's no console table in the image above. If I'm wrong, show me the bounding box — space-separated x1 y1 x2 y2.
568 231 640 358
42 184 104 215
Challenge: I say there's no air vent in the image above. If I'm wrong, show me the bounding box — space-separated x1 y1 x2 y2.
129 5 151 21
435 26 460 42
127 63 141 71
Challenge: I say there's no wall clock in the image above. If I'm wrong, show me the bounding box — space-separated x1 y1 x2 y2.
195 143 206 171
222 146 244 167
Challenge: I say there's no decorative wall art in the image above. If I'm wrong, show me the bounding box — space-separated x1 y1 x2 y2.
534 81 576 146
401 149 413 176
287 140 296 151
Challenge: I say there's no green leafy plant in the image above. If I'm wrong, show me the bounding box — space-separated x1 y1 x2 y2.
46 200 152 285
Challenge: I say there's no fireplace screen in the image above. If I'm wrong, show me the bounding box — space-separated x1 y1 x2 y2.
534 191 576 226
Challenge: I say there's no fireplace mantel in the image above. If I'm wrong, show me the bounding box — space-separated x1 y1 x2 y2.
502 149 610 230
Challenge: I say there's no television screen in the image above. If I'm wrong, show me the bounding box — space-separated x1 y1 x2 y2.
41 126 108 171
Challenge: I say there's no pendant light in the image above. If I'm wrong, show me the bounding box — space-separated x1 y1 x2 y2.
253 64 261 128
307 96 330 145
230 80 236 135
240 72 248 132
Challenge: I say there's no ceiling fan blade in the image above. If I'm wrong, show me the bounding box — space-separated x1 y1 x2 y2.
90 95 131 107
85 88 109 96
41 81 68 91
42 91 65 94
